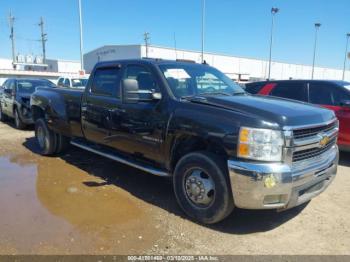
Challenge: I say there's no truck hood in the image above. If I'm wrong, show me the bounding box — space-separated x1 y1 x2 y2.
188 94 335 128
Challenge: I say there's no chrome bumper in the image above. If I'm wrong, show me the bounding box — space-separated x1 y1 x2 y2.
228 145 338 209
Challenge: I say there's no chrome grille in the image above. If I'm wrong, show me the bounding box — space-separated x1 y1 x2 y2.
290 120 338 163
293 121 337 139
292 137 337 162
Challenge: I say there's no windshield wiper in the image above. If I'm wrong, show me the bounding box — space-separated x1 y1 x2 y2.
232 91 246 95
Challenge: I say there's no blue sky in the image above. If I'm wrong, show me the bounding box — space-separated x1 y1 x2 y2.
0 0 349 69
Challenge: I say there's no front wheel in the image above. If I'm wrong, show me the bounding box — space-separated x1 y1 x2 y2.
14 108 26 129
173 151 234 224
35 118 57 155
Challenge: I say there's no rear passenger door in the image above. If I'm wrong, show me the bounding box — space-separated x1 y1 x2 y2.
308 82 350 145
270 82 308 102
81 64 123 146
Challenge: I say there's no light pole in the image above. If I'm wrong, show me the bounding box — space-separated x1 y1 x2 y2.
268 7 279 80
201 0 205 63
78 0 84 71
342 33 350 80
311 23 321 79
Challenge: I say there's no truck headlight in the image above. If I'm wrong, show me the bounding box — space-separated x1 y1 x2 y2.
238 127 284 162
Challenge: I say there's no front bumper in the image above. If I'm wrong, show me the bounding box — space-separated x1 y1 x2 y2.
228 145 338 209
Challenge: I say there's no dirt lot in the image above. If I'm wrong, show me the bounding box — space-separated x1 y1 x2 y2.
0 121 349 255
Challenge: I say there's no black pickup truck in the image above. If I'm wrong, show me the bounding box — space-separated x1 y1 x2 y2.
0 78 55 129
30 59 339 224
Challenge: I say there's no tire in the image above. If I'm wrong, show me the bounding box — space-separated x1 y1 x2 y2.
14 108 26 129
173 151 234 224
55 133 70 154
0 104 8 122
35 118 57 155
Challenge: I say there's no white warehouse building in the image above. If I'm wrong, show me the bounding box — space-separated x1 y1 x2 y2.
83 44 350 82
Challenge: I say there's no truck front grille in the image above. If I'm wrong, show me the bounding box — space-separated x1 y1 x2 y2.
292 137 337 162
290 121 338 163
293 121 337 139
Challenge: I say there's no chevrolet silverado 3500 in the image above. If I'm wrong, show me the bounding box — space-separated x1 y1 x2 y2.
30 59 339 224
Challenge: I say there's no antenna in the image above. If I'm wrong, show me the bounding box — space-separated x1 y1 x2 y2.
8 11 16 64
144 32 150 58
173 32 178 60
38 17 47 63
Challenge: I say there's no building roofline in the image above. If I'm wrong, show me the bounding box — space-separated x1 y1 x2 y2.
87 43 344 71
83 44 142 56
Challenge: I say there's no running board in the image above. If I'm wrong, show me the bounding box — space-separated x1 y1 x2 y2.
70 141 171 177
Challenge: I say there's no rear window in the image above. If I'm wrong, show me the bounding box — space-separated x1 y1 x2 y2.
245 82 266 94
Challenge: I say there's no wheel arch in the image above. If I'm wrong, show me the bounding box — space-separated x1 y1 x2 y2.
169 134 229 173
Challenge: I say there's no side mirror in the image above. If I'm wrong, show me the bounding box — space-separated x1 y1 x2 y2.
340 100 350 109
122 79 162 103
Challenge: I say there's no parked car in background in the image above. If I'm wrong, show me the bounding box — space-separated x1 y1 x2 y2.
57 76 88 89
0 78 55 129
245 80 350 151
30 59 338 224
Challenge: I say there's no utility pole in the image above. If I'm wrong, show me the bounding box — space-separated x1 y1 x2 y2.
144 32 150 58
8 11 16 64
342 33 350 80
201 0 205 63
78 0 84 71
311 23 321 79
38 17 47 63
268 7 279 80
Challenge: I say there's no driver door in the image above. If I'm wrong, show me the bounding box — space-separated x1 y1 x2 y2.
109 64 166 164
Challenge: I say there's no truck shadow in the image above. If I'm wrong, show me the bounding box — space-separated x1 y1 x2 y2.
23 137 307 234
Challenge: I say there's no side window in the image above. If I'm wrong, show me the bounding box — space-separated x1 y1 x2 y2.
270 82 307 102
57 78 64 87
91 67 121 97
309 83 349 106
64 78 70 87
245 82 265 94
124 65 159 92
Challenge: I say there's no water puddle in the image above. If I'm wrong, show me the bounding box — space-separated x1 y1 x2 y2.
0 152 163 254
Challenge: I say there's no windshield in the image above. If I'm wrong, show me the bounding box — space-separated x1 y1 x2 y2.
159 63 244 98
72 78 88 87
17 80 55 93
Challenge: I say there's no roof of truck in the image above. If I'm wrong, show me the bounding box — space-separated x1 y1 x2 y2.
95 58 206 67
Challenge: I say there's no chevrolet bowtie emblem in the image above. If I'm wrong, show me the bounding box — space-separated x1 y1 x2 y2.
319 134 330 148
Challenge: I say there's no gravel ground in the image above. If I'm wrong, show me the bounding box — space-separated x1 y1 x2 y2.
0 121 349 255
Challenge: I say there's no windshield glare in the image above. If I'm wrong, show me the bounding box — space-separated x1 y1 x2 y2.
17 80 55 93
159 64 244 98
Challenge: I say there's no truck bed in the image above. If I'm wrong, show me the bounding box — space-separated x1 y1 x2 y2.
31 87 84 138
